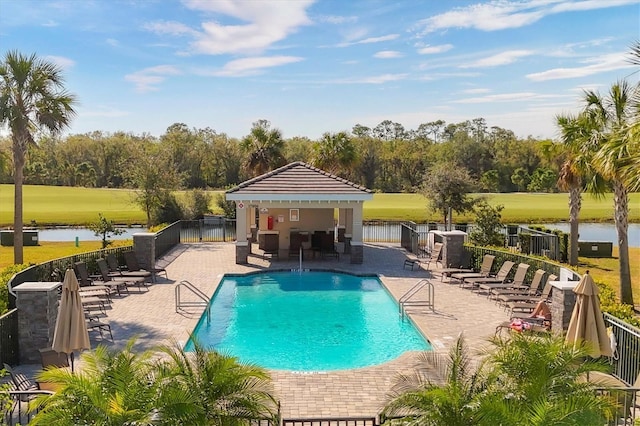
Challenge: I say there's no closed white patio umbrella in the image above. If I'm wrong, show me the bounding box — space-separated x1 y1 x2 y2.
565 271 611 358
52 268 90 370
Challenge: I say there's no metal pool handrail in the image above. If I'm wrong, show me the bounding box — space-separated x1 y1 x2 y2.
399 279 434 319
175 280 210 323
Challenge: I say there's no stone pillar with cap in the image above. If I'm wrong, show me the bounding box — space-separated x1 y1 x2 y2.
14 281 61 363
550 280 579 334
235 201 249 264
439 231 467 268
350 204 364 264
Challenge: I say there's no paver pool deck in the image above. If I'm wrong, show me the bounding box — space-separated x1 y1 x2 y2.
32 243 514 419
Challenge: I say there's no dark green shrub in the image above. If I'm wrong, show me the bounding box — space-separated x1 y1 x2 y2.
469 202 504 247
152 192 183 225
597 281 640 327
0 264 30 314
215 193 236 219
518 232 531 254
182 189 212 220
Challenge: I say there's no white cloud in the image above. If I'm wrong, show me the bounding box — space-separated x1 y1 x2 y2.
211 56 304 77
335 73 408 84
414 0 638 34
336 34 400 47
144 20 196 36
460 50 533 68
417 44 453 55
454 92 543 103
461 88 491 94
527 52 633 81
181 0 314 55
44 55 75 69
125 65 181 92
570 83 604 93
42 20 58 27
374 50 403 59
106 38 119 47
419 72 482 80
550 0 639 13
316 14 358 24
547 37 615 57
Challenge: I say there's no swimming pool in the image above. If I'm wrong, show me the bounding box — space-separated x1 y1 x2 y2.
186 270 430 371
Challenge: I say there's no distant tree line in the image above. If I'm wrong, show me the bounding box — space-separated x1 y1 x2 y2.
0 118 563 194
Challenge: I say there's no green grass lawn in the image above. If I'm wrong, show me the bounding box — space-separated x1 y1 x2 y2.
0 240 132 269
1 184 638 226
0 185 148 225
579 247 640 307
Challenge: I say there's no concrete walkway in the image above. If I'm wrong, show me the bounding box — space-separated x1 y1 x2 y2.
17 243 513 419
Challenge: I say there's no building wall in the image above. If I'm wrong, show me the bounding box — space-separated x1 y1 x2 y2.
258 207 335 253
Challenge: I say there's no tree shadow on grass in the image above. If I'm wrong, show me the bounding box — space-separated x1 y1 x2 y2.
578 258 617 273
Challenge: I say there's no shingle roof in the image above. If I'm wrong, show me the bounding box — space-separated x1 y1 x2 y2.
225 162 372 201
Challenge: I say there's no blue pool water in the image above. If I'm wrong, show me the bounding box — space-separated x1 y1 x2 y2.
186 271 430 371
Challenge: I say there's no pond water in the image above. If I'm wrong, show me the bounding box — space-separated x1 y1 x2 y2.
537 223 640 248
34 222 640 247
37 227 145 242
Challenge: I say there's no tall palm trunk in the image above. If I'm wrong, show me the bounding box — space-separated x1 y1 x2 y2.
612 179 633 304
567 185 582 266
12 139 25 265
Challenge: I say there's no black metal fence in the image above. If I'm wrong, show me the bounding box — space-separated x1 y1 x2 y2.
401 222 561 262
179 219 237 243
517 226 561 261
3 389 55 425
155 220 182 259
0 309 18 366
6 245 134 309
283 418 377 426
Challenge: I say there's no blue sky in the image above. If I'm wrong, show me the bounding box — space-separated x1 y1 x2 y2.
1 0 638 140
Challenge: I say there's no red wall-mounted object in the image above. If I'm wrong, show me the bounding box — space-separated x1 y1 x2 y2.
267 216 274 230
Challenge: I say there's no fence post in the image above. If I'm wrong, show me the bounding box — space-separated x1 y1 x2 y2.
133 233 156 271
550 280 579 334
14 281 61 364
440 231 466 267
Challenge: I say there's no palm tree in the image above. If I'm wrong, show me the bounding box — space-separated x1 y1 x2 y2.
31 340 199 425
555 113 605 267
477 333 613 425
240 119 286 176
381 335 487 426
157 339 279 425
581 81 637 305
596 41 640 193
311 131 357 175
0 50 76 264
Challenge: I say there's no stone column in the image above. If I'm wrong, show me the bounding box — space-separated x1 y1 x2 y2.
344 208 353 237
235 201 248 264
236 241 249 264
337 209 346 242
133 232 156 271
350 204 364 264
14 281 61 364
440 231 466 267
550 281 579 334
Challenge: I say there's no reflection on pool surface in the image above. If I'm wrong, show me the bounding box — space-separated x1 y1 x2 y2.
186 271 431 371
